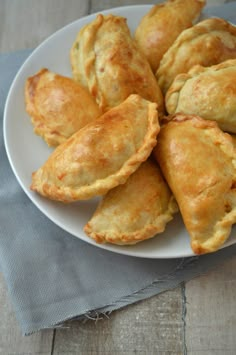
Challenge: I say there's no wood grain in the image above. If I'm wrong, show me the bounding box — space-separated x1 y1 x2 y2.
0 0 235 354
90 0 153 13
53 288 183 354
0 0 89 52
185 258 236 354
0 1 184 354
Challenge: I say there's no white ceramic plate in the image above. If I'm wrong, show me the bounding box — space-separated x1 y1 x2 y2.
4 4 236 258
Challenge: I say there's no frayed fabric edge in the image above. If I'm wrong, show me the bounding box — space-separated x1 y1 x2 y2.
23 256 202 335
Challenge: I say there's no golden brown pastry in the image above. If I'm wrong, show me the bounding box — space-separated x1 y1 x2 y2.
31 95 159 202
84 158 178 245
134 0 205 73
70 14 164 114
25 68 102 146
231 134 236 147
156 18 236 94
166 60 236 133
153 113 236 255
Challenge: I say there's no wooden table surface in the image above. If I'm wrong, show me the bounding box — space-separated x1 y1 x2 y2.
0 0 235 354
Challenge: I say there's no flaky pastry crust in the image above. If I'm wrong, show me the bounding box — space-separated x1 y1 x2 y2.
84 158 178 245
156 17 236 94
25 68 101 146
166 59 236 133
135 0 205 72
31 95 160 202
70 14 164 114
153 113 236 254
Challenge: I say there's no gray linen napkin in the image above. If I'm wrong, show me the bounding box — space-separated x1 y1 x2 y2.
0 49 236 336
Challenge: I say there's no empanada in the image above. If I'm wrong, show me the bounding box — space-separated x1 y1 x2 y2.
156 18 236 94
31 95 159 202
84 158 178 245
134 0 205 73
25 68 102 146
70 14 164 114
153 113 236 254
166 60 236 133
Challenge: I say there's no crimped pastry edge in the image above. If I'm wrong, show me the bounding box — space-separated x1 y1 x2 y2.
154 113 236 255
31 95 160 202
84 195 178 245
156 17 236 93
165 58 236 114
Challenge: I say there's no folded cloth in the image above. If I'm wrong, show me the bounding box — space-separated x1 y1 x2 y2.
0 49 236 336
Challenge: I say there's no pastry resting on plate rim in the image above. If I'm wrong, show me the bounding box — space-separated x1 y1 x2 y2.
84 158 178 245
156 17 236 94
25 68 101 147
70 13 164 115
134 0 205 73
153 113 236 255
165 59 236 134
31 94 160 202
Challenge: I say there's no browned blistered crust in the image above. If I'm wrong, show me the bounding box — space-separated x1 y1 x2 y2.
31 94 160 202
153 113 236 254
84 158 178 245
25 68 102 147
165 59 236 133
70 14 164 114
156 17 236 94
135 0 205 72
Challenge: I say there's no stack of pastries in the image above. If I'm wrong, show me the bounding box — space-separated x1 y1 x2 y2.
25 0 236 255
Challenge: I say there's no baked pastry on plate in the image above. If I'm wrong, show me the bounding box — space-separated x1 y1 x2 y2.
70 14 164 114
153 113 236 254
31 95 159 202
25 68 101 146
165 59 236 133
84 158 178 245
135 0 205 72
156 18 236 94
